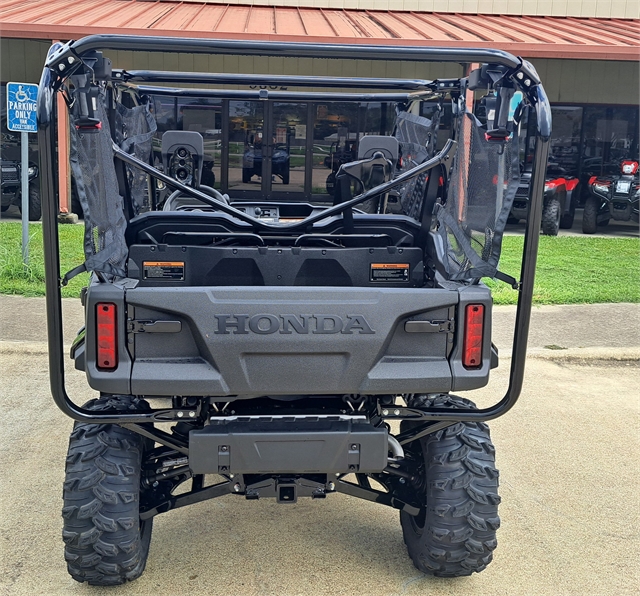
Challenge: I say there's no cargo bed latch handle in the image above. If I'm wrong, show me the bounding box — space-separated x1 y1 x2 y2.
127 320 182 333
404 319 454 333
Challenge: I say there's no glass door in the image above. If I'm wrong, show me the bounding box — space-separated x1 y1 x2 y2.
264 102 308 195
227 100 265 193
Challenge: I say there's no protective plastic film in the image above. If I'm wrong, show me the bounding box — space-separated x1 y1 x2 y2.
68 93 156 278
394 110 440 219
68 94 128 278
115 102 156 215
435 112 521 281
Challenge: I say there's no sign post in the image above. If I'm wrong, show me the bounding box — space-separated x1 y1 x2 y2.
7 82 39 266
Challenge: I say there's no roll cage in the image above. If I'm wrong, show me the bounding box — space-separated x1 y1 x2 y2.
37 35 551 442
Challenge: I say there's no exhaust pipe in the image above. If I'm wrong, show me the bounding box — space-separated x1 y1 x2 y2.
387 435 404 462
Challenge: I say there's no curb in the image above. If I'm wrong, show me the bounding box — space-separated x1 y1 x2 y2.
501 346 640 363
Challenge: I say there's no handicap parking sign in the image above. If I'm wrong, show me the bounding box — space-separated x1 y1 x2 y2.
7 82 38 133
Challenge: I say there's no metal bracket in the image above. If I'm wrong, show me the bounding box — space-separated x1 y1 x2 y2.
127 319 182 333
335 478 420 516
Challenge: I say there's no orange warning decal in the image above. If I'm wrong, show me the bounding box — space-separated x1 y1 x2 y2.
371 263 410 269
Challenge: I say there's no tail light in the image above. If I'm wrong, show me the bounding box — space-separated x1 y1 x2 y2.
96 303 118 370
463 304 484 369
621 161 638 175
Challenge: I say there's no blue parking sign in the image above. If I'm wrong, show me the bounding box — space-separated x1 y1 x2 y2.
7 82 38 133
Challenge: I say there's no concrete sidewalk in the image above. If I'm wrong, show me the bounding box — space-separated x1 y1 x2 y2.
1 294 638 360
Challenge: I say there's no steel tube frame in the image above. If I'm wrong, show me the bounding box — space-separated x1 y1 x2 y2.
121 70 438 90
38 35 550 435
113 139 456 233
128 84 415 103
46 35 531 75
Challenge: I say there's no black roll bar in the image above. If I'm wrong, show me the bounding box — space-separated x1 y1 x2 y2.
113 139 456 233
129 84 415 103
121 70 439 90
47 34 528 72
37 35 551 429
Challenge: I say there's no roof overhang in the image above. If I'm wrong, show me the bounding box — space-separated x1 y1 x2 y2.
1 1 638 61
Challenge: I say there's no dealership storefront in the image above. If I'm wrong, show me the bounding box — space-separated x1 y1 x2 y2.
1 0 638 208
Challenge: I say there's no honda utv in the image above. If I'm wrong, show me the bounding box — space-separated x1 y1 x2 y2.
38 36 551 586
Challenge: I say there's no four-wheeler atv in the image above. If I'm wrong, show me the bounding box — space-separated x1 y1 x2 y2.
509 163 578 236
37 36 551 586
583 159 639 233
1 155 41 220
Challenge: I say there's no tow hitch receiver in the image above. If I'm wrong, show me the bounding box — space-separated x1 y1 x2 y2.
189 415 388 475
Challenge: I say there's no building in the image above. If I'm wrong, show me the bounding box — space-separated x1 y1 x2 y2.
1 0 638 204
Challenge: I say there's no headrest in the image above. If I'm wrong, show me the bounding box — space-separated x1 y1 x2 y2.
358 135 399 164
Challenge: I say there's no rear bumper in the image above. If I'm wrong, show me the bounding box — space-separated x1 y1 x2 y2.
189 416 388 474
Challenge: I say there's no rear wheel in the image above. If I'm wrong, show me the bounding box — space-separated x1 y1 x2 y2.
541 196 561 236
400 394 500 577
62 396 153 586
17 185 41 221
582 195 600 234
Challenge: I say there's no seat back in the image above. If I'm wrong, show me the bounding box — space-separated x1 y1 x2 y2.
358 135 399 166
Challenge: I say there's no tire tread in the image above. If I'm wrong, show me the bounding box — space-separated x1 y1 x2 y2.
62 396 152 586
400 394 500 578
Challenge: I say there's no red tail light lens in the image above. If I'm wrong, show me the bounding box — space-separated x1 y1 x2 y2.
96 303 117 370
463 304 484 369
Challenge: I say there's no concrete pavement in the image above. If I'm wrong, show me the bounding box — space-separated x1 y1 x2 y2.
0 295 638 595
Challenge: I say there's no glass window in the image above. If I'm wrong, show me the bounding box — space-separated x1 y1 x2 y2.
271 102 307 192
549 107 583 177
581 106 639 179
312 102 360 197
179 98 222 189
150 96 222 189
228 100 264 190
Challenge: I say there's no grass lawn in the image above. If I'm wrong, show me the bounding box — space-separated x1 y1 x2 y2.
0 221 638 305
0 222 88 298
486 235 639 305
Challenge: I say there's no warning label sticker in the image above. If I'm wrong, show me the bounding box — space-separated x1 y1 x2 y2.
370 263 410 282
143 261 185 280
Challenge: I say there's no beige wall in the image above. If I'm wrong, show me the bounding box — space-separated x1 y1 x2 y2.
0 38 51 84
2 39 638 107
176 0 639 19
529 58 639 105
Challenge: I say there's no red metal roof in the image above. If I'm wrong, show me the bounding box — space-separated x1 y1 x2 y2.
1 0 638 60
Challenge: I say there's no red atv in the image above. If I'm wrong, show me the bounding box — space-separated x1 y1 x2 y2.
583 160 640 234
510 164 579 235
